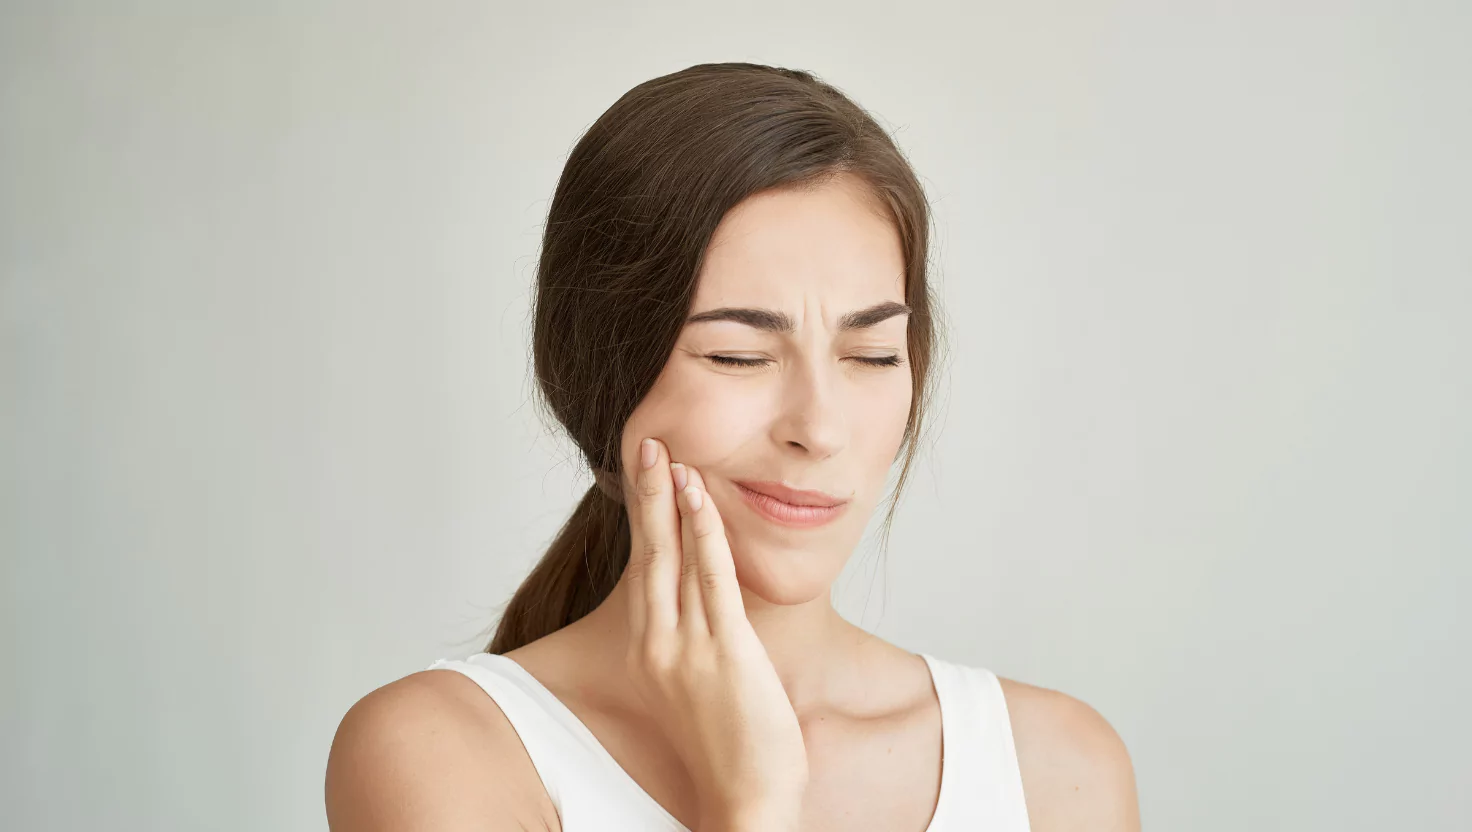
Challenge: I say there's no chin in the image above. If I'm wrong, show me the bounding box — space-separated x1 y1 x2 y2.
724 533 845 607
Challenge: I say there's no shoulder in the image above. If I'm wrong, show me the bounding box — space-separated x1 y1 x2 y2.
324 667 556 831
995 676 1141 832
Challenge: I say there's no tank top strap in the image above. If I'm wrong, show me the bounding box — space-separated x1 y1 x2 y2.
426 654 589 810
426 653 691 831
918 653 1032 830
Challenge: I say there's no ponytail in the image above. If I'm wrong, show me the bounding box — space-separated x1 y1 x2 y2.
485 482 630 654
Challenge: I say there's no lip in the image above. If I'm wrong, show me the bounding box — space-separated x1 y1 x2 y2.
733 480 849 529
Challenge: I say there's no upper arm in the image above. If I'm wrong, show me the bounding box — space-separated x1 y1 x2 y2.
324 670 554 832
997 678 1140 832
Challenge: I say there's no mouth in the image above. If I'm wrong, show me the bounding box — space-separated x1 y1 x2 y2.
732 480 850 529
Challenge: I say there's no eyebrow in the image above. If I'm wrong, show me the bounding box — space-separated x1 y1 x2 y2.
685 300 911 333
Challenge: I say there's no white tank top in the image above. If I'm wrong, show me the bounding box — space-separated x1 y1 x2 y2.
426 651 1031 831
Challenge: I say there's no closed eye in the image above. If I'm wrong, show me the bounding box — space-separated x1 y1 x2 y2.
707 355 905 368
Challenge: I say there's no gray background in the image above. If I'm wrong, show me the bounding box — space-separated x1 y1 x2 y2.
3 2 1468 830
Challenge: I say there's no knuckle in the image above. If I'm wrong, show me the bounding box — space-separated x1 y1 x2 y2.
641 636 677 671
640 539 663 566
699 570 724 593
680 556 701 583
637 476 662 502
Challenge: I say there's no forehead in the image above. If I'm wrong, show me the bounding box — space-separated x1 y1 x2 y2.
693 173 906 309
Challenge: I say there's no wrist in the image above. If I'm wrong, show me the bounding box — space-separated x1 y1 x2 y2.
700 801 802 832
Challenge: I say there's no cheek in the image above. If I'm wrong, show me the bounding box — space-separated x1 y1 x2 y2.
622 360 913 477
857 377 913 470
882 381 914 444
621 363 765 470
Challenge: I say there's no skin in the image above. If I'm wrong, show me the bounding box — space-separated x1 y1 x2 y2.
325 172 1142 831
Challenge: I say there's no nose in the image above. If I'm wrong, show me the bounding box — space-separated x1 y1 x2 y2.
771 353 848 461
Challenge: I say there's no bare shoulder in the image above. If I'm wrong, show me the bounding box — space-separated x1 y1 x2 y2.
995 676 1141 832
324 668 557 831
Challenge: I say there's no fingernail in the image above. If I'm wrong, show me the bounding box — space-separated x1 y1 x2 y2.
641 438 657 469
684 486 703 512
671 463 687 490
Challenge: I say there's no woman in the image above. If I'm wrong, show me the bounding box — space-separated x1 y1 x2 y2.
325 62 1140 831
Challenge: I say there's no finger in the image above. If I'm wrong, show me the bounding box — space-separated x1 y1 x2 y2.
680 467 745 639
674 464 709 637
624 498 646 640
633 438 680 638
621 460 645 640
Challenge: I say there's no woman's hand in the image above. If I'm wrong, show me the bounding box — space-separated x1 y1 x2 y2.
621 437 808 830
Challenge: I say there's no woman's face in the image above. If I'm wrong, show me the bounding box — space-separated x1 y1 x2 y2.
618 172 914 605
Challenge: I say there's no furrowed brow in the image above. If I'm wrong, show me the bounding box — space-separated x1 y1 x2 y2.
684 301 911 333
838 301 911 331
684 307 794 333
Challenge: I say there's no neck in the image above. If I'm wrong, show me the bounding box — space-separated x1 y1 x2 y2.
572 576 873 716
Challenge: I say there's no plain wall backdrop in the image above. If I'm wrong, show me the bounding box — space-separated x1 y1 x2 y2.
3 2 1468 830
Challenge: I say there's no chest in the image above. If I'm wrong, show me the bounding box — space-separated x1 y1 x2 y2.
560 704 945 832
799 711 946 832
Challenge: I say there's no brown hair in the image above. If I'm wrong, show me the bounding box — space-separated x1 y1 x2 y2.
486 62 946 654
